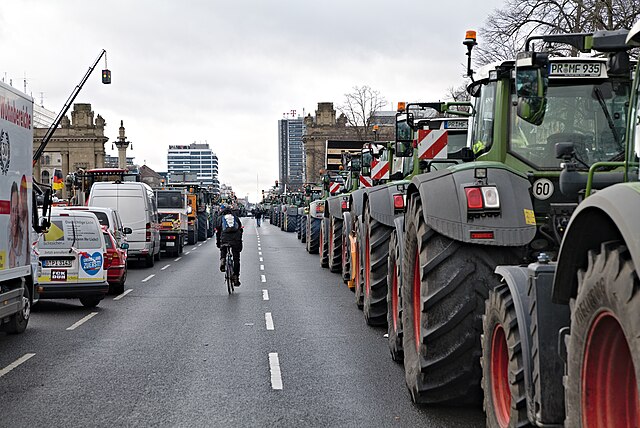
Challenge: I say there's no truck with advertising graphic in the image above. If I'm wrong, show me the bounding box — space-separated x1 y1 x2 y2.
155 188 188 256
0 81 50 333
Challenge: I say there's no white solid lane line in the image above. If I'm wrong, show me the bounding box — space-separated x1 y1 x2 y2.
261 275 266 283
0 353 36 378
161 264 170 270
113 289 133 301
269 353 283 390
260 265 264 271
174 257 182 262
142 274 155 282
265 312 274 330
66 312 98 331
262 290 269 300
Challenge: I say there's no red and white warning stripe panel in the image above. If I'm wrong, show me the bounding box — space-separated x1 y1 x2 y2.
417 129 448 160
371 159 389 180
329 182 342 194
359 175 373 188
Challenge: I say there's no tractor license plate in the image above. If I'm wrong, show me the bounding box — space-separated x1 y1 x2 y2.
550 62 604 78
166 242 175 246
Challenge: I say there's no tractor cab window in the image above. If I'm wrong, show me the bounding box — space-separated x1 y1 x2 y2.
510 80 631 170
471 82 496 155
629 85 640 181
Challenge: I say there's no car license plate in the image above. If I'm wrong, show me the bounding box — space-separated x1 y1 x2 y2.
166 242 175 246
51 270 67 281
42 259 73 268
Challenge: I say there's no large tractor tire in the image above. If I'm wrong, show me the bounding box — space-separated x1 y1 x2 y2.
341 213 352 284
300 216 307 243
208 215 215 238
188 227 197 245
280 212 286 231
401 192 521 405
297 216 303 240
363 208 391 327
565 242 640 428
319 218 330 268
328 217 343 273
307 217 320 254
1 281 30 334
481 284 530 428
354 216 364 309
197 212 208 241
387 230 403 362
286 214 297 233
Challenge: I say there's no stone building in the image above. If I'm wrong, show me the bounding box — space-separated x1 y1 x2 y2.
33 103 108 198
302 102 395 185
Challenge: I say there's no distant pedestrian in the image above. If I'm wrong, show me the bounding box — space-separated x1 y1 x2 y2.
255 208 262 227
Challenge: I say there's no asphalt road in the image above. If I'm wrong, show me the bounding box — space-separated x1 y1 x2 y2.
0 220 485 427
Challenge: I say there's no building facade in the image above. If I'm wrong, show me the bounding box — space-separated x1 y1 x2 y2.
278 116 305 192
167 143 219 191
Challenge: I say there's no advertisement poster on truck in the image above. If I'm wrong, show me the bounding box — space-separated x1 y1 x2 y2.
0 82 33 278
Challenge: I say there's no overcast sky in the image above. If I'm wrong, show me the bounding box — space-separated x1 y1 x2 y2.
0 0 505 201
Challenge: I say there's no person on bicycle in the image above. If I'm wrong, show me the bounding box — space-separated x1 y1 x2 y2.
215 205 243 287
255 206 262 227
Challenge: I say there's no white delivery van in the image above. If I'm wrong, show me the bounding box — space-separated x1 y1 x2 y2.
35 209 109 307
88 182 161 267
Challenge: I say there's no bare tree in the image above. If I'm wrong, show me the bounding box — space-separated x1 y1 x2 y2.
476 0 640 65
337 86 387 141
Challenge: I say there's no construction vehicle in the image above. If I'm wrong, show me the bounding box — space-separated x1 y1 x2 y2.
399 29 636 407
477 28 640 427
155 188 188 256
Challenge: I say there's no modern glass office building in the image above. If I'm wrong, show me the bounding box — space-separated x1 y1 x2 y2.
167 143 219 191
278 117 305 192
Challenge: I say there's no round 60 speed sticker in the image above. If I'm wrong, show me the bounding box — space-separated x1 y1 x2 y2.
532 178 554 200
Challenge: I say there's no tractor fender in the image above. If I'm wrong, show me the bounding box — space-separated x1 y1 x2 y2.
553 182 640 304
350 188 366 219
327 195 343 219
342 211 352 238
393 216 405 270
367 181 410 228
309 200 324 220
409 166 535 246
494 265 535 421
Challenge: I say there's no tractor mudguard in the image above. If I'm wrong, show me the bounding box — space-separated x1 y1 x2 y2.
327 195 343 219
411 166 536 246
350 188 366 219
553 182 640 304
367 181 410 228
297 207 305 216
309 200 324 220
286 206 298 216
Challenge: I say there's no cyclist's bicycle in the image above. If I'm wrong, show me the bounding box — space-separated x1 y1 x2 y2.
221 244 234 294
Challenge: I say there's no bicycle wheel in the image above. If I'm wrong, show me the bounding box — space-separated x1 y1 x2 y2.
226 253 234 294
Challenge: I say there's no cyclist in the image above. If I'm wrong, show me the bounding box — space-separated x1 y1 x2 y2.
215 204 243 287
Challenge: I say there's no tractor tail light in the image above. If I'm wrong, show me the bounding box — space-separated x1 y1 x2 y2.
465 187 484 210
393 194 404 210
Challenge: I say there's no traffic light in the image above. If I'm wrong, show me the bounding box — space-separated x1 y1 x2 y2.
102 69 111 84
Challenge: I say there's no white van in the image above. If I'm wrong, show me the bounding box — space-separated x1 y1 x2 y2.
35 209 109 307
88 182 161 267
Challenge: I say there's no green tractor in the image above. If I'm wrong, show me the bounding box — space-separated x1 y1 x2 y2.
306 171 345 255
400 29 635 406
298 184 322 243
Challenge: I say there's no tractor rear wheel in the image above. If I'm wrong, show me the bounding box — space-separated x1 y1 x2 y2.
402 192 520 405
341 213 352 284
481 283 530 428
565 242 640 428
197 212 208 241
363 208 391 327
300 216 307 243
307 217 320 254
328 217 343 273
286 214 297 233
354 216 364 309
387 229 403 362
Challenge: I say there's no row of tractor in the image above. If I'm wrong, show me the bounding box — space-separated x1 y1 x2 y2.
267 27 640 427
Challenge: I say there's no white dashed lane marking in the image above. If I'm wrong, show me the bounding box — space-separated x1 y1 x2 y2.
0 353 36 378
174 257 182 261
265 312 274 330
260 265 264 271
113 289 133 300
262 290 269 300
259 257 263 262
161 264 170 271
261 275 266 283
269 353 283 390
259 252 262 256
66 312 98 331
142 274 155 282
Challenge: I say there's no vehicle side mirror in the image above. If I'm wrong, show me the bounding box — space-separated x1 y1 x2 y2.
394 141 413 158
395 116 413 143
123 227 133 235
32 186 52 234
361 150 373 168
515 51 549 126
120 242 130 250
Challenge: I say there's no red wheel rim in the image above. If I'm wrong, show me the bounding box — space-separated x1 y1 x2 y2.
491 324 511 428
392 263 398 332
365 232 371 297
412 248 421 353
582 312 639 428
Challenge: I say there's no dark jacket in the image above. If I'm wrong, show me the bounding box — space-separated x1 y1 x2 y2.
215 209 243 244
255 210 262 220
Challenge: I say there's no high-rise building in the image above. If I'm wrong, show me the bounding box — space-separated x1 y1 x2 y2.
278 116 305 191
167 143 219 191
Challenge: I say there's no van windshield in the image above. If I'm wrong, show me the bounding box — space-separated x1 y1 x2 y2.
38 216 102 249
